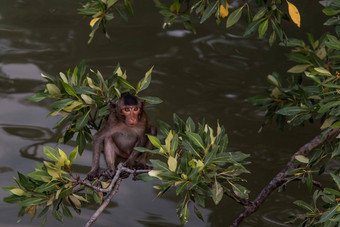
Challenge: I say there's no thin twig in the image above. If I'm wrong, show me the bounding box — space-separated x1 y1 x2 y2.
85 178 122 227
230 128 340 227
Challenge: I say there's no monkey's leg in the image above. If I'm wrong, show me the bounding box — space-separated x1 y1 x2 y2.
102 137 118 178
137 126 157 168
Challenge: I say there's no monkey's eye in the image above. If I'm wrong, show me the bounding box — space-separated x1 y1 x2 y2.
124 108 130 112
133 107 139 111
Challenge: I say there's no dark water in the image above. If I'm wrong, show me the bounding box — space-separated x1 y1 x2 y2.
0 1 329 226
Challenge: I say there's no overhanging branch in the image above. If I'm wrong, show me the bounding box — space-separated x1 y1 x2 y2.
231 128 340 227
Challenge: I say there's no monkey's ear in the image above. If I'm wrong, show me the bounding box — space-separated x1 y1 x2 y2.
140 99 145 108
110 102 117 112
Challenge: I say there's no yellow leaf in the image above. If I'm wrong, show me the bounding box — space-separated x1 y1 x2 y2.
219 1 229 18
165 131 173 154
90 18 100 28
46 84 61 96
63 101 83 112
68 195 82 208
148 170 163 180
46 167 60 179
100 181 110 189
81 94 95 105
196 160 204 172
287 0 300 27
168 156 177 172
10 187 25 196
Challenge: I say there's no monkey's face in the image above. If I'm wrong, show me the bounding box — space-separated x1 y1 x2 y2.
121 105 141 126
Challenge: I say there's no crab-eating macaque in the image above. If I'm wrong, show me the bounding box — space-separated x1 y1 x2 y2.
87 94 156 180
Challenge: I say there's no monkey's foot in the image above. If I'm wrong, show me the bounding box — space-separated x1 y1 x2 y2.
101 168 116 179
87 170 99 181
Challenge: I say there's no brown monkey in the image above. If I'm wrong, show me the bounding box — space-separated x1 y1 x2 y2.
87 94 156 180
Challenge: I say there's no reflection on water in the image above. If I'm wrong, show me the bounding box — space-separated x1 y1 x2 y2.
1 124 51 140
0 0 329 226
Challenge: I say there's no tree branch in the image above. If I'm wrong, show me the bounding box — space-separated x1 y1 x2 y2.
85 178 122 227
78 163 150 227
231 128 340 227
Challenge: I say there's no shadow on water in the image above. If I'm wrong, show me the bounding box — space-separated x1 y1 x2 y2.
0 0 331 226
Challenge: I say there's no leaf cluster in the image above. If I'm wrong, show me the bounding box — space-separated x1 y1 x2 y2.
249 32 340 131
2 147 84 225
78 0 134 43
248 1 340 224
27 61 161 155
137 114 250 225
77 0 304 45
290 174 340 225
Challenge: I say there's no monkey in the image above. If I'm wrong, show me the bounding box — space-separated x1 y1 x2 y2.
87 94 157 180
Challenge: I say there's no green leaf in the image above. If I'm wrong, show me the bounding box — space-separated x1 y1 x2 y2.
323 7 340 16
76 110 90 130
276 106 306 116
330 173 340 190
117 77 135 91
287 64 311 73
244 18 265 37
253 7 267 21
60 81 78 98
37 206 50 219
223 164 250 177
136 173 155 182
293 200 314 212
3 195 23 204
44 147 60 162
59 187 73 198
147 135 162 149
107 0 118 8
76 131 86 155
149 159 169 172
267 74 280 87
53 209 63 222
177 202 190 225
69 146 78 165
200 2 218 24
138 96 163 104
136 66 153 93
318 101 340 114
231 183 249 199
318 205 339 223
258 19 268 38
19 197 45 207
226 5 244 28
134 147 160 154
271 19 283 41
26 92 48 102
62 203 73 219
27 170 51 182
185 132 205 150
194 205 204 221
211 180 223 205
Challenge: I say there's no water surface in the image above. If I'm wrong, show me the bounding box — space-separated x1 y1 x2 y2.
0 1 329 226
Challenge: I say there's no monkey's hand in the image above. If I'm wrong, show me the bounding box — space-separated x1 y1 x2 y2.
87 169 99 181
